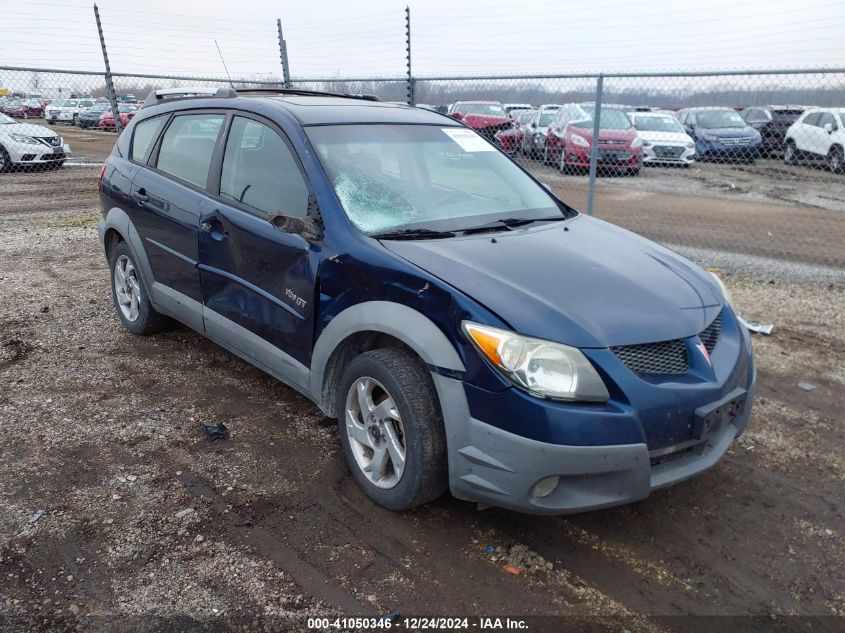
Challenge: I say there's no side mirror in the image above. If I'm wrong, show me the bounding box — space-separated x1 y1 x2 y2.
823 123 834 134
451 112 464 121
270 214 321 242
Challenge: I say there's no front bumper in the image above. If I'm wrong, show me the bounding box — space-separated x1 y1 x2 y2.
643 144 695 164
6 140 71 164
433 314 756 515
696 139 761 158
46 110 77 122
564 145 642 169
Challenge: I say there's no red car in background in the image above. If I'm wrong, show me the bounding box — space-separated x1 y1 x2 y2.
2 98 44 119
99 104 137 131
447 100 513 142
544 103 643 175
494 109 536 156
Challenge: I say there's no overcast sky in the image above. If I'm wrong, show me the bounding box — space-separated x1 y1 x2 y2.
2 0 843 79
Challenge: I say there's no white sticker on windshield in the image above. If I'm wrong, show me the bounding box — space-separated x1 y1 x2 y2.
441 128 496 152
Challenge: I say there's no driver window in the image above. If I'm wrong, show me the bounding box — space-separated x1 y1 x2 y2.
220 117 309 218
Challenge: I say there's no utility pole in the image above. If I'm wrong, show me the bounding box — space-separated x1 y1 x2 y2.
405 6 414 105
277 19 291 88
586 74 604 216
94 3 122 134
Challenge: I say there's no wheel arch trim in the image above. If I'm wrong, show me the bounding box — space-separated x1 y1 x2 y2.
309 301 466 414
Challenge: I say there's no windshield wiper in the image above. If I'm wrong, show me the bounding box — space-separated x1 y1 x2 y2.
370 227 457 240
460 216 565 234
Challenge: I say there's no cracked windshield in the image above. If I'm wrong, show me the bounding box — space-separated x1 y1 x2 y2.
307 124 561 235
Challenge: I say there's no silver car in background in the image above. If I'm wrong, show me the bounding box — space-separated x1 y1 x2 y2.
0 112 70 171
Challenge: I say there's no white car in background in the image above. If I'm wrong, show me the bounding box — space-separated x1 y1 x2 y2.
629 111 696 166
784 108 845 173
504 103 533 117
0 112 70 171
45 98 95 125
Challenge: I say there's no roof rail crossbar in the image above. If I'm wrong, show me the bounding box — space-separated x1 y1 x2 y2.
230 87 380 102
142 86 237 108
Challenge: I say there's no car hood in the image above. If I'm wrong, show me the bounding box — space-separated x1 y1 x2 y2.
638 130 692 144
382 216 723 348
1 122 56 137
460 113 511 128
569 126 636 142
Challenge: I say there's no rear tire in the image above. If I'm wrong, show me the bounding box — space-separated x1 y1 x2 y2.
784 140 797 165
108 241 174 335
337 348 448 511
827 146 843 174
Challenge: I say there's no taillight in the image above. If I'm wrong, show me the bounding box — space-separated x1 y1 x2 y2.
98 164 106 192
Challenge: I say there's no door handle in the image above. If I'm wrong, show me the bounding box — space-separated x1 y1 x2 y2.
201 215 228 240
132 188 149 205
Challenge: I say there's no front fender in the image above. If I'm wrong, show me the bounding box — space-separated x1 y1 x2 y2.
309 300 466 412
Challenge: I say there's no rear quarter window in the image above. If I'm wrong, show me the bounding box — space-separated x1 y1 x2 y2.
130 115 167 164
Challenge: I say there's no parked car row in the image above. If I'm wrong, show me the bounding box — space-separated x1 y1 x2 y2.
443 100 843 174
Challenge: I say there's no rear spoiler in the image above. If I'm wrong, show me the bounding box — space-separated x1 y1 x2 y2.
141 87 237 108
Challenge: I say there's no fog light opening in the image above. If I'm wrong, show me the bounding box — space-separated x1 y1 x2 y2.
532 476 560 499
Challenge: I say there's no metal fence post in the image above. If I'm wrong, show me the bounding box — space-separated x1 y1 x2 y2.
405 6 414 105
586 73 604 216
277 19 291 88
93 3 122 134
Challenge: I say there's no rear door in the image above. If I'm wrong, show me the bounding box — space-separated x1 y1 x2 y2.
815 112 837 156
198 113 318 388
794 112 821 154
129 111 225 329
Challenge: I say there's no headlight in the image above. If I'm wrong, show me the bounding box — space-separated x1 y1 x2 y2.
642 139 653 147
9 133 39 145
570 134 590 148
702 134 719 142
462 322 609 402
631 136 643 148
686 142 695 148
708 272 733 306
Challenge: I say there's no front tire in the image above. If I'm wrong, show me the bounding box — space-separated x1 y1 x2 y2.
0 145 10 173
108 241 173 335
337 348 448 511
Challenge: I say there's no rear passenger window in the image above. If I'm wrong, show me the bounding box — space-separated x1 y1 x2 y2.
803 113 821 126
130 115 166 164
156 114 224 188
220 117 309 218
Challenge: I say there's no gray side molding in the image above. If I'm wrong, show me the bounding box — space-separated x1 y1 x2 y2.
309 301 465 410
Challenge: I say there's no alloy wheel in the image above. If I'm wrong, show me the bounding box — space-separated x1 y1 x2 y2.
829 150 842 173
344 376 407 489
114 254 141 322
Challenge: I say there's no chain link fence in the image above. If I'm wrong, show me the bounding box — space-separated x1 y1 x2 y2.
1 65 844 277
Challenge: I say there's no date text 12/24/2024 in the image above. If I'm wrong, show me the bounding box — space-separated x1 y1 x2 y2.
307 617 530 630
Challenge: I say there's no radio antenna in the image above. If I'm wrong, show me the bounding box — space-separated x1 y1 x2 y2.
215 40 235 88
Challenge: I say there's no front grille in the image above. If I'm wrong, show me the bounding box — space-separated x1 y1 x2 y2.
612 312 723 375
598 149 632 162
699 312 722 353
654 145 684 158
612 339 688 375
597 139 625 146
720 137 752 146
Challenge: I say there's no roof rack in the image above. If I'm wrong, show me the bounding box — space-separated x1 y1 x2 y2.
232 87 380 101
141 86 379 108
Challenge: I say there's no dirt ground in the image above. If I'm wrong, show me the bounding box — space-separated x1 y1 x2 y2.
1 123 844 632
